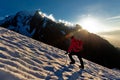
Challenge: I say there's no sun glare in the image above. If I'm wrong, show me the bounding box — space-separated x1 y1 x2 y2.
78 17 102 33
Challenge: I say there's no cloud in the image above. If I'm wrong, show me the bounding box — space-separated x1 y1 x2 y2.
47 14 55 21
106 16 120 20
98 30 120 35
38 11 55 21
105 16 120 24
58 19 73 26
103 16 120 31
38 10 74 26
98 30 120 48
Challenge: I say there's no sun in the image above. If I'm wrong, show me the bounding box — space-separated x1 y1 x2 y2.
78 17 102 33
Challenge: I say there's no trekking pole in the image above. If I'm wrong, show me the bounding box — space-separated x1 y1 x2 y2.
64 54 68 66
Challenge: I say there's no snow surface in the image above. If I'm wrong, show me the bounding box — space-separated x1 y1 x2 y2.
0 27 120 80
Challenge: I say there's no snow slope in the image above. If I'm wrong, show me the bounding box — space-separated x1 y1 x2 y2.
0 27 120 80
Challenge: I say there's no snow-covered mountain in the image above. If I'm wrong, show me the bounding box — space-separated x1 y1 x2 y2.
0 10 38 37
0 27 120 80
0 10 71 50
0 10 68 38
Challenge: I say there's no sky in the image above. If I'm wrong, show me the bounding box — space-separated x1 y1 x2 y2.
0 0 120 47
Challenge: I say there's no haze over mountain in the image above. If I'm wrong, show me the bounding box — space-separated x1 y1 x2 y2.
0 10 120 69
98 30 120 48
0 27 120 80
